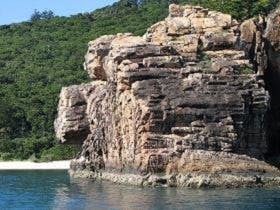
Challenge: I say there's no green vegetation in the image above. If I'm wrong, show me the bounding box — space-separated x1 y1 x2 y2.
0 135 80 161
239 66 255 74
178 0 279 20
30 10 55 21
0 0 278 161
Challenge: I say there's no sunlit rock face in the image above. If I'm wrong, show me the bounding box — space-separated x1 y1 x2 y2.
55 4 280 187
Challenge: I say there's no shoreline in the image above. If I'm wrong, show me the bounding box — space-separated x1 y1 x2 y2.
0 160 70 170
70 170 280 188
69 152 280 188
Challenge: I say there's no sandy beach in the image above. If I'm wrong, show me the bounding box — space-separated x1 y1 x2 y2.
0 160 70 170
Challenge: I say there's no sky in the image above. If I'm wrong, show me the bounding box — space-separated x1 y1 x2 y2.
0 0 117 25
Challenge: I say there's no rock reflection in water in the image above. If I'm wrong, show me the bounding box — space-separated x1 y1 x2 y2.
53 177 280 210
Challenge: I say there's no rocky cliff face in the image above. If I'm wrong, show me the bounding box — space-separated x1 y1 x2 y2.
265 9 280 156
55 4 280 187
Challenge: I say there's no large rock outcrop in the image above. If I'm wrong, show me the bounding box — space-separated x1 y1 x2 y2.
55 4 280 187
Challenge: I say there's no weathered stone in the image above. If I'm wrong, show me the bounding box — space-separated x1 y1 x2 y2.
84 35 116 80
266 10 280 51
166 17 191 35
200 32 237 51
240 19 257 44
54 82 101 144
55 4 280 187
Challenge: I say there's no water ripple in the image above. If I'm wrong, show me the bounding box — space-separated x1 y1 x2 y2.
0 171 279 210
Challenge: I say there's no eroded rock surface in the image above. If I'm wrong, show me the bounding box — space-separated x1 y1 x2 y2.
55 4 280 187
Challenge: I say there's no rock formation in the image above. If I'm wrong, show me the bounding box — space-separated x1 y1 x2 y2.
55 4 280 187
265 9 280 156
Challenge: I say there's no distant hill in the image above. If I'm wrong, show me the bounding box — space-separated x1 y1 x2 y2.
0 0 277 161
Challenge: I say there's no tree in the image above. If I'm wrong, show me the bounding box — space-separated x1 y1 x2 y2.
30 10 41 21
41 10 55 20
0 100 30 139
30 10 55 21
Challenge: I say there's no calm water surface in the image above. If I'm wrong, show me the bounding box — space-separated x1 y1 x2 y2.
0 170 280 210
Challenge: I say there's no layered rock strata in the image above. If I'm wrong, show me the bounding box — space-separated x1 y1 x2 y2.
55 4 280 187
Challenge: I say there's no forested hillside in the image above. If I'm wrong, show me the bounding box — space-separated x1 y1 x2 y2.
0 0 278 161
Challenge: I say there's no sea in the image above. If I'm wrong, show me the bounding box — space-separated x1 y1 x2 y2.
0 170 280 210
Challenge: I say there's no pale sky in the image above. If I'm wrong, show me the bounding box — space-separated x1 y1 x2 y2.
0 0 117 25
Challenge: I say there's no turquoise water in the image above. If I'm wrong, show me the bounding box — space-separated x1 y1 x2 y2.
0 171 280 210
